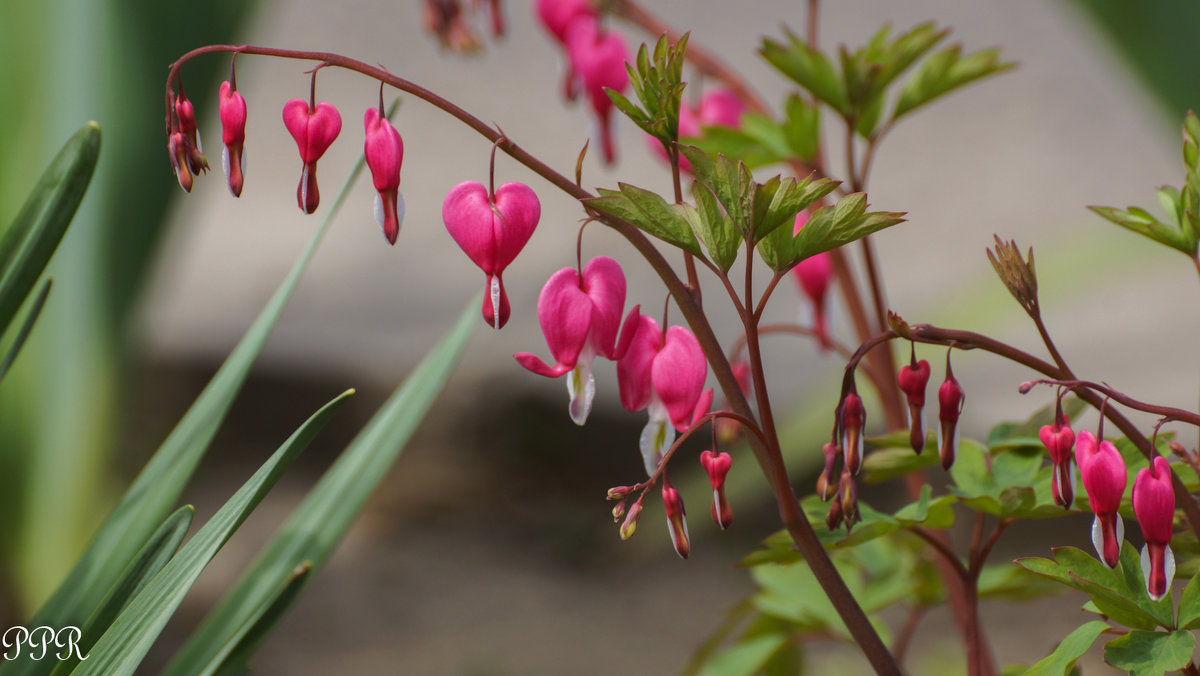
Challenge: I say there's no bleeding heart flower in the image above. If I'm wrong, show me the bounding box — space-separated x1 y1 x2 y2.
791 212 834 351
1039 404 1077 509
363 106 406 244
661 479 690 559
1133 455 1176 600
1076 429 1127 568
618 315 710 475
700 450 733 530
514 256 636 424
167 131 194 193
219 80 248 197
840 392 865 475
443 180 541 329
897 356 931 454
175 91 209 176
535 0 597 100
283 98 342 214
564 16 630 164
937 370 965 470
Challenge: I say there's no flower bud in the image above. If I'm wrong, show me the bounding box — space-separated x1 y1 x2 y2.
839 469 860 529
700 450 733 530
825 492 844 531
1039 410 1077 509
607 485 632 501
897 358 930 453
816 441 839 501
363 106 405 244
662 483 690 559
167 131 193 193
1170 440 1189 459
1075 430 1127 568
175 92 209 175
218 80 248 197
1133 456 1176 600
612 500 626 522
619 501 643 540
840 392 865 476
937 375 964 470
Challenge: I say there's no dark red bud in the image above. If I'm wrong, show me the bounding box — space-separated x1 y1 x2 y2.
840 393 866 476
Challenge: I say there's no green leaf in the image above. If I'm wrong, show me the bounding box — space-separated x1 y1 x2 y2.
685 182 738 272
782 94 820 161
1017 547 1160 631
0 277 51 384
893 45 1014 120
49 506 194 676
1023 620 1109 676
161 298 479 675
1117 541 1176 629
73 390 354 675
0 123 98 339
753 175 840 243
793 194 905 260
1103 630 1195 676
1089 205 1195 255
1177 570 1200 628
760 31 850 116
1 124 372 676
860 441 939 484
756 216 800 271
697 633 790 676
195 562 312 676
585 184 704 256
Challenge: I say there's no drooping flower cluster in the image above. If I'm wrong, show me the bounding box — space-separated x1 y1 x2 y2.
535 0 631 163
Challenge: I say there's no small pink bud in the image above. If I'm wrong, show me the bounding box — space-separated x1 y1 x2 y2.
1170 440 1189 459
1075 430 1127 568
840 392 865 476
937 375 965 470
282 98 342 214
363 107 406 244
443 180 541 329
1133 456 1176 600
700 450 733 530
1039 415 1077 509
607 485 631 501
791 212 834 351
218 80 248 197
897 358 931 453
840 470 860 530
612 500 626 522
619 501 642 540
167 131 194 193
816 441 839 501
662 482 690 559
175 92 209 176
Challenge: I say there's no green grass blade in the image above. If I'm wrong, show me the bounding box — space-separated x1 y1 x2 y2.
198 562 313 676
0 122 98 337
71 389 355 676
162 297 478 675
48 505 194 676
0 135 370 676
0 277 51 383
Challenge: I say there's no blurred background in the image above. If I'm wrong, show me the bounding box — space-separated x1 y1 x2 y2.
1 0 1199 672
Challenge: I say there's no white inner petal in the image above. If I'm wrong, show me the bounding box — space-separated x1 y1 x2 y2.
395 191 406 233
489 276 502 329
566 360 596 426
638 402 675 476
374 193 385 230
222 147 230 180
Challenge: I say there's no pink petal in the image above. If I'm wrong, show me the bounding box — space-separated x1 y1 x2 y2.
1133 455 1175 545
219 82 247 146
363 107 404 192
492 182 541 271
443 181 497 272
696 88 746 129
535 0 595 44
530 267 593 371
513 352 572 378
282 99 311 151
617 315 661 412
611 305 641 361
580 256 626 358
653 325 708 430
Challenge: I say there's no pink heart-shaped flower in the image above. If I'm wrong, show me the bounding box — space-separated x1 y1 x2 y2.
443 181 540 275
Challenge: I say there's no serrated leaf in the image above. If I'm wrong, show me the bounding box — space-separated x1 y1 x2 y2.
1117 541 1175 629
161 299 478 675
73 389 354 676
1089 205 1194 254
977 562 1064 601
755 216 800 271
760 31 850 116
1022 620 1109 676
753 175 840 243
585 184 704 256
0 123 98 341
782 94 820 161
1 127 374 676
793 194 905 260
1104 630 1194 676
686 182 738 272
860 441 939 484
893 46 1013 120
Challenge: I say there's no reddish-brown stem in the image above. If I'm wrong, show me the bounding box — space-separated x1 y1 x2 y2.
893 605 926 666
633 410 769 494
1022 379 1200 427
909 526 968 580
669 145 701 304
971 518 1014 575
165 43 900 674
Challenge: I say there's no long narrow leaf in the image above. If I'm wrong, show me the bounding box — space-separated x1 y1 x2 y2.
0 277 51 383
162 297 478 675
0 123 99 337
72 389 355 675
2 120 374 676
48 506 194 676
198 562 313 676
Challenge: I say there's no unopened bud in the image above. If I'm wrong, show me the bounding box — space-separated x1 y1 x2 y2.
898 358 931 454
612 501 626 522
607 486 632 501
825 493 844 531
840 392 866 475
700 450 733 530
1170 440 1189 459
938 376 964 470
839 470 860 530
1039 417 1077 509
662 483 691 559
619 501 643 540
816 442 839 501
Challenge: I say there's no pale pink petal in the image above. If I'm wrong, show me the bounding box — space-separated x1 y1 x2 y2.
492 182 540 270
580 256 626 358
653 325 707 430
534 267 592 369
617 315 660 412
443 181 497 272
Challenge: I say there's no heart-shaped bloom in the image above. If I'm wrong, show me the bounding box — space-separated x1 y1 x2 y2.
898 357 931 453
618 316 711 475
937 373 965 470
535 0 597 100
364 107 406 244
219 80 248 197
514 256 634 425
443 180 541 329
564 17 630 164
1133 455 1176 600
1039 410 1077 509
1076 430 1127 567
283 98 342 214
791 212 834 351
